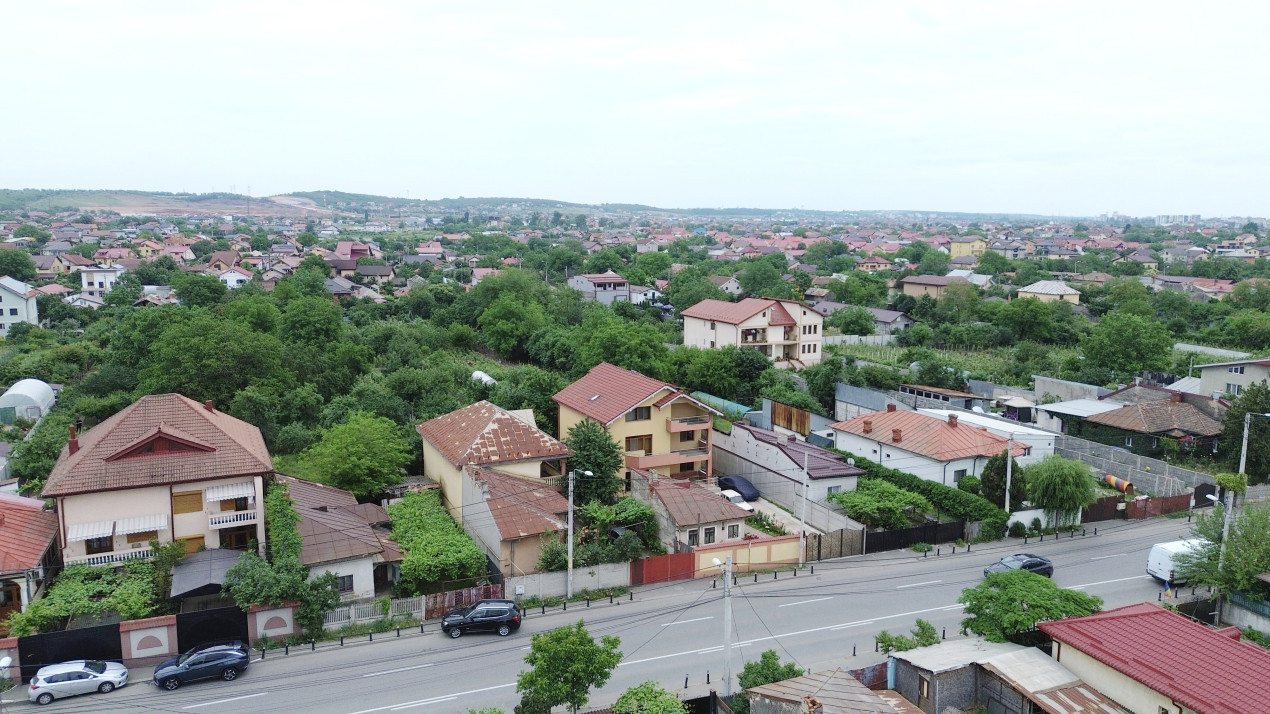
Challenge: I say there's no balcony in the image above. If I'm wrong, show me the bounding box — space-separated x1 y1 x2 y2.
66 546 153 567
209 510 258 529
625 446 711 470
666 415 711 433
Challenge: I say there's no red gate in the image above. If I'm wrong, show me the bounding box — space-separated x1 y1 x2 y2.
630 552 695 586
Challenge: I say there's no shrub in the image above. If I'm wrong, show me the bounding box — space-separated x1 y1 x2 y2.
388 490 487 593
1031 517 1043 532
829 480 933 530
912 542 933 553
957 475 981 496
1008 522 1027 538
746 512 788 536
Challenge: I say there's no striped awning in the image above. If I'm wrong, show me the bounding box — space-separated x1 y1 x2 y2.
115 514 168 536
204 481 255 503
67 520 115 542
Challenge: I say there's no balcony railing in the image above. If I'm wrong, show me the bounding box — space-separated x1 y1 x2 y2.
66 547 153 567
666 415 711 433
625 447 712 470
209 510 258 529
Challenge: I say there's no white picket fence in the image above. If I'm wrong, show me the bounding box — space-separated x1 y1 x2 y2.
322 595 425 630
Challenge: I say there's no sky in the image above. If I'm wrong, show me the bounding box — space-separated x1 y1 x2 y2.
4 1 1268 217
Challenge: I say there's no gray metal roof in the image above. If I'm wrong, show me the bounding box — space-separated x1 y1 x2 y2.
1035 399 1123 418
170 548 246 599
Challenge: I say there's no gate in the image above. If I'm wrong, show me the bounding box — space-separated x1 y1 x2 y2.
176 606 249 653
630 552 695 586
805 528 864 561
1081 495 1123 523
19 622 121 681
1194 483 1216 507
863 520 964 554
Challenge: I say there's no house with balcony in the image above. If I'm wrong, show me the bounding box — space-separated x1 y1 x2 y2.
681 297 824 368
415 400 572 524
41 394 272 567
0 492 60 631
566 269 631 305
553 362 723 483
79 264 126 300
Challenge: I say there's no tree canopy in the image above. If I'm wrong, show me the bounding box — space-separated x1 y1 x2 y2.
1024 455 1097 527
958 569 1103 643
516 621 622 714
564 419 624 505
733 650 804 714
294 412 410 499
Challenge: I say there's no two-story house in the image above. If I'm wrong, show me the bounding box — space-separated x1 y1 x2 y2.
553 362 723 483
42 394 272 567
1195 357 1270 398
0 277 40 337
79 264 126 299
566 270 631 305
681 298 824 368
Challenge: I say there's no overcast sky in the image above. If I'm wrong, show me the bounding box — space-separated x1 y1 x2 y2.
4 2 1267 217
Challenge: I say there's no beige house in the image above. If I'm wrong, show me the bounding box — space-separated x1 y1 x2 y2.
649 479 750 551
681 297 824 368
42 394 271 567
898 275 968 299
1016 280 1081 304
553 362 723 481
415 400 571 524
949 236 987 258
461 465 568 577
1195 357 1270 398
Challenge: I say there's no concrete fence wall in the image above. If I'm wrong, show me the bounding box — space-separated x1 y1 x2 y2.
505 562 631 601
1053 435 1204 496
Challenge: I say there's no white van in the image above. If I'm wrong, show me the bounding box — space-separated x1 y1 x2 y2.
1146 539 1204 585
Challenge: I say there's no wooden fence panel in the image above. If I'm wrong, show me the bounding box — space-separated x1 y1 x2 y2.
805 528 864 561
424 584 504 620
1125 493 1193 520
1081 495 1124 523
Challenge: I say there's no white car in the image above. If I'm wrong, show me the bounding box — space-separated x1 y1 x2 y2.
720 489 755 513
28 660 128 705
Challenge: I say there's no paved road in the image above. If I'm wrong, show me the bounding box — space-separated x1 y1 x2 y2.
18 516 1193 714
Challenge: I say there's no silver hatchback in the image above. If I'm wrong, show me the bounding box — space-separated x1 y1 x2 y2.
27 660 129 705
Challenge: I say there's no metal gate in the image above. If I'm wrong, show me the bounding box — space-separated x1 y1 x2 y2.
176 606 249 652
19 623 122 681
1081 494 1123 523
863 520 964 554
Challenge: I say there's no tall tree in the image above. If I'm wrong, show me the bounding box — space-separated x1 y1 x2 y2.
478 293 547 360
172 272 229 308
1080 312 1172 377
1221 381 1270 481
299 412 410 499
958 569 1102 643
564 419 624 505
979 452 1026 512
732 650 804 714
1024 455 1097 527
516 621 622 714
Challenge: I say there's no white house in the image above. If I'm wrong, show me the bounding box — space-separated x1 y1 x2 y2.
829 405 1029 486
213 266 254 289
713 423 864 503
0 276 39 336
916 409 1053 466
79 264 126 299
566 270 631 305
680 297 824 368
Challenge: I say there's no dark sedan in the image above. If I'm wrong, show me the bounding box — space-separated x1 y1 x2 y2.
153 642 250 691
984 553 1053 578
717 475 759 501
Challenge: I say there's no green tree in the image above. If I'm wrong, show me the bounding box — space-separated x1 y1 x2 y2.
282 296 345 346
516 621 622 714
137 313 289 407
738 260 786 298
958 569 1103 643
578 321 670 380
299 412 410 499
826 306 875 335
564 419 624 505
13 224 50 242
104 273 143 307
1024 455 1097 527
733 650 804 714
612 682 686 714
1175 498 1270 600
1080 312 1172 377
1221 382 1270 481
875 618 941 653
916 250 950 275
975 251 1011 275
479 293 547 360
663 268 729 314
979 452 1026 512
172 272 229 308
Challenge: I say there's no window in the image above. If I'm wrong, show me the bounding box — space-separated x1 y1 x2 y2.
220 526 252 550
680 430 695 442
7 309 14 316
953 469 967 482
687 529 699 546
919 677 930 702
172 491 203 514
625 406 651 422
728 524 739 539
337 575 354 593
709 340 715 348
220 497 249 512
679 462 695 473
85 536 113 555
625 435 652 454
1229 366 1246 374
710 322 716 330
1124 436 1134 447
704 527 716 544
827 485 842 495
126 530 158 545
1228 383 1244 396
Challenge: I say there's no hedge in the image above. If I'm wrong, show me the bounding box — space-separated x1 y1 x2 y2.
835 449 1008 541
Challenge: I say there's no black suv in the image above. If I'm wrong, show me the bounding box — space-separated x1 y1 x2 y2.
441 599 521 638
152 641 250 691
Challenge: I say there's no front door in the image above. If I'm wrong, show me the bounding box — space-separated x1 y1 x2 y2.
219 526 252 550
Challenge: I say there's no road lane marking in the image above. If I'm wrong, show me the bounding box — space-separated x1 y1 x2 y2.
779 597 832 608
896 580 942 589
661 616 713 626
347 683 516 714
1070 575 1151 590
184 692 268 709
1090 553 1126 560
361 663 434 677
392 696 456 710
831 621 873 630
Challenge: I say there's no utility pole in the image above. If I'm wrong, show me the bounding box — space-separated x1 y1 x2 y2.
566 470 591 599
714 556 734 698
798 453 809 566
1239 411 1252 476
1004 435 1014 514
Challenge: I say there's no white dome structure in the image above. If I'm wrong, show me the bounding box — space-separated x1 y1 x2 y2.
0 378 55 424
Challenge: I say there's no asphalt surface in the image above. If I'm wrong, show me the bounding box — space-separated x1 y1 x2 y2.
8 515 1194 713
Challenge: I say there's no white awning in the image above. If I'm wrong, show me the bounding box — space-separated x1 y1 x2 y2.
204 482 256 503
115 514 169 536
67 520 115 542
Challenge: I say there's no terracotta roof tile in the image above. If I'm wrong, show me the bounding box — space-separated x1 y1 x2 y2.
651 479 751 526
829 410 1027 462
466 465 567 539
43 394 273 498
416 401 571 467
680 298 772 324
0 493 58 573
1039 603 1270 714
552 362 676 426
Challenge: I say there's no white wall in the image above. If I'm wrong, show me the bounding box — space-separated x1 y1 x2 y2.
0 290 38 336
505 561 630 601
311 556 376 601
832 430 986 487
713 426 857 523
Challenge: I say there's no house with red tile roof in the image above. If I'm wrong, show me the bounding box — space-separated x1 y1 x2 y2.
553 362 722 482
1040 603 1270 714
829 405 1028 486
681 298 824 368
0 492 60 629
42 394 272 567
855 255 894 273
898 275 970 299
649 479 751 551
415 401 571 524
460 465 569 577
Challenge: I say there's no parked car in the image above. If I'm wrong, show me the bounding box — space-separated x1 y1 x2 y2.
1147 539 1204 585
984 553 1053 578
717 475 759 501
441 599 521 638
719 489 755 513
153 641 250 691
28 660 129 705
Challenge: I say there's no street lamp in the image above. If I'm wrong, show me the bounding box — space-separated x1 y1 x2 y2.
566 470 592 599
712 557 734 699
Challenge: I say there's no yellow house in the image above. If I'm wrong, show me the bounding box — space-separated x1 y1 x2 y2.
1016 280 1081 304
949 236 987 258
553 362 723 482
415 400 571 524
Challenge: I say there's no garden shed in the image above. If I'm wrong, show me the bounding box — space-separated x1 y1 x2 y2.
0 379 55 425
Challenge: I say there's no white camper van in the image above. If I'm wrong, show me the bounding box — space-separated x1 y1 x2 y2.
1146 539 1204 585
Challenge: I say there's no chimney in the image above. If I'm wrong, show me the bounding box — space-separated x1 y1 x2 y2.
68 425 79 455
1171 392 1182 403
863 419 873 434
204 400 214 412
886 403 897 412
892 428 903 443
801 695 823 714
948 414 958 427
